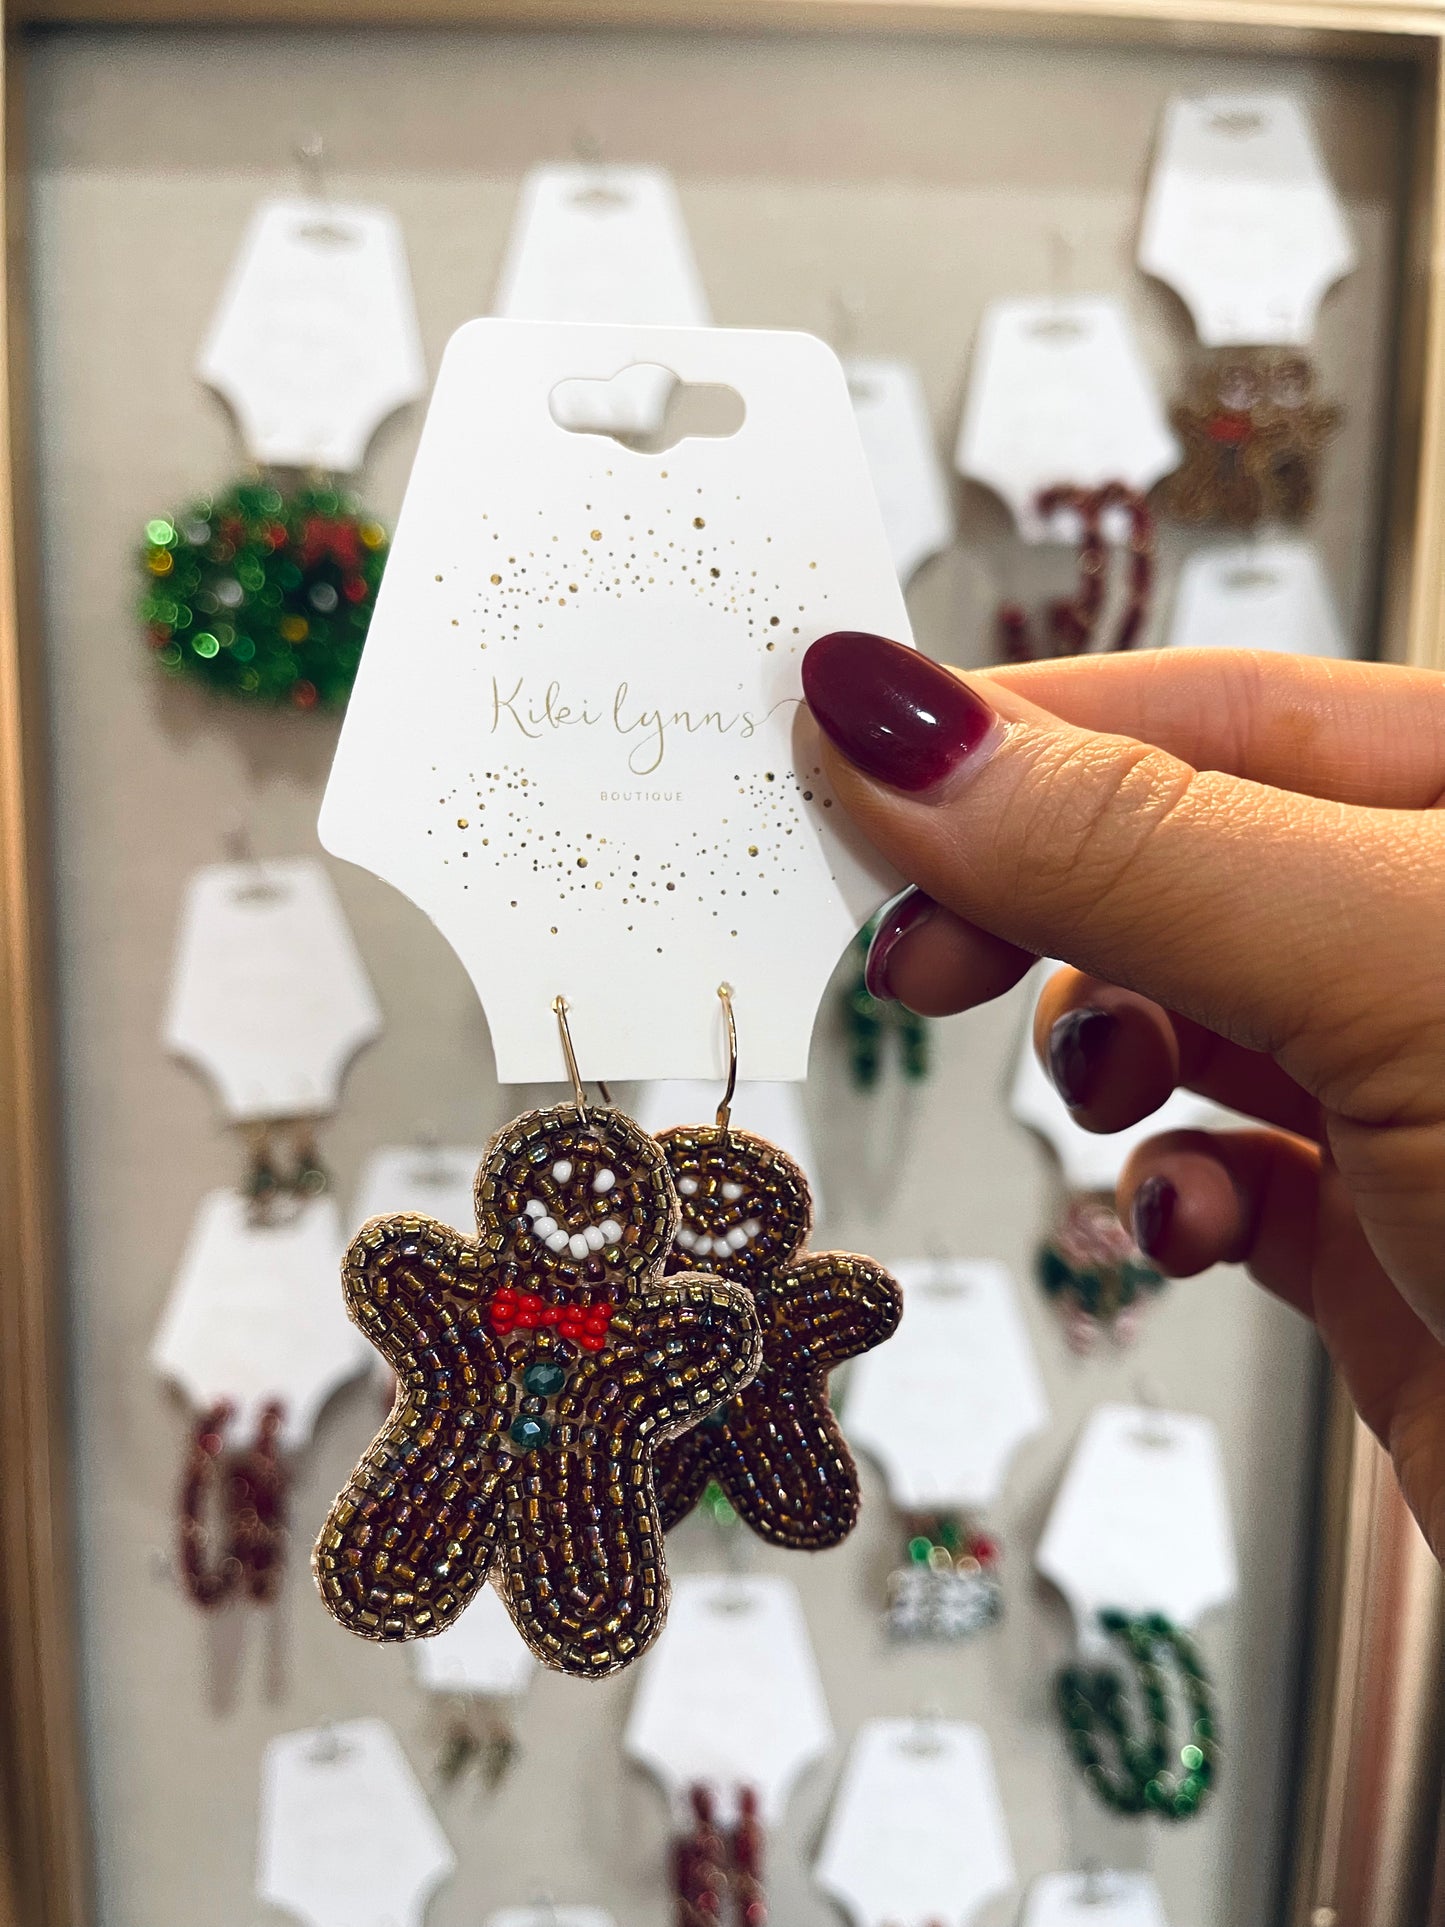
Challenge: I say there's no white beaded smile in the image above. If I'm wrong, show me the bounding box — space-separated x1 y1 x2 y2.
674 1175 761 1258
523 1160 622 1260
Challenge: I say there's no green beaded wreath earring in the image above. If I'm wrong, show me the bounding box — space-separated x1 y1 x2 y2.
143 152 423 709
1037 1192 1166 1353
140 478 388 710
1057 1608 1218 1821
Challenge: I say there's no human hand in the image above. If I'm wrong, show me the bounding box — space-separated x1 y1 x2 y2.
802 630 1445 1558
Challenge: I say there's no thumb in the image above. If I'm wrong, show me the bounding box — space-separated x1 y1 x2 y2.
801 629 1441 1100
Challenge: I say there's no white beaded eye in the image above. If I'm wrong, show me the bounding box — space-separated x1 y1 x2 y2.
678 1177 699 1196
524 1199 547 1219
598 1218 623 1243
592 1169 616 1193
552 1160 574 1183
533 1215 558 1239
721 1181 744 1202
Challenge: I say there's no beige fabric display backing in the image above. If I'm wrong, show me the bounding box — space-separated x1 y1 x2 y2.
25 23 1405 1927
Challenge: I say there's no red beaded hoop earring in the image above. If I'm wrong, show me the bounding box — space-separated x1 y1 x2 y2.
178 1401 241 1610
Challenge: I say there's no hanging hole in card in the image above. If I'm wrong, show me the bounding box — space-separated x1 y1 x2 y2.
308 1721 352 1765
708 1587 757 1617
231 872 286 906
1222 563 1281 591
570 182 631 212
294 216 362 250
1208 107 1266 137
898 1712 946 1757
1028 313 1089 342
548 366 746 453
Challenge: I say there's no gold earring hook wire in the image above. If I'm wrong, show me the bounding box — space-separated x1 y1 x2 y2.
553 996 612 1119
553 995 589 1120
716 982 738 1134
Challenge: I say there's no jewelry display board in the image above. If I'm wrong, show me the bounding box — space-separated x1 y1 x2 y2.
2 9 1444 1927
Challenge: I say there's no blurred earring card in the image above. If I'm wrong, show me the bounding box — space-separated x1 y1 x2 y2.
320 318 910 1085
199 198 425 474
956 299 1179 539
1138 94 1355 346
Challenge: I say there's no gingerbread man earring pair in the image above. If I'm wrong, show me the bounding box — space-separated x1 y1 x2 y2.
313 992 900 1677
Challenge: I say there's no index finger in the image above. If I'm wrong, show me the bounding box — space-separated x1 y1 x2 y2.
978 650 1445 810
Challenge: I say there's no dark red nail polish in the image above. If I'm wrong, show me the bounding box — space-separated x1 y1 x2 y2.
1047 1007 1115 1110
802 631 998 793
864 889 937 1001
1132 1176 1176 1260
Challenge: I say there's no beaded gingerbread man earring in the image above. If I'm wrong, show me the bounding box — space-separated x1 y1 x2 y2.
651 988 902 1549
313 999 763 1678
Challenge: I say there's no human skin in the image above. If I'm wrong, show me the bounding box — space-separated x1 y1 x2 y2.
800 632 1445 1560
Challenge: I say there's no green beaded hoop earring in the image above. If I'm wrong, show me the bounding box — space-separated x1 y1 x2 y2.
1057 1608 1218 1820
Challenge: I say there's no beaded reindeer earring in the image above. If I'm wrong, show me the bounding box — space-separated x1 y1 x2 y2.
651 987 902 1549
313 998 763 1678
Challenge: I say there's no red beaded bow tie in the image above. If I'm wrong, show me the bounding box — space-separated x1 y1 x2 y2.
488 1286 614 1351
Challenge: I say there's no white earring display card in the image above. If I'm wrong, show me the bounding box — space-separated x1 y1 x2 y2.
487 1912 615 1927
1023 1871 1171 1927
956 299 1180 540
257 1718 456 1927
1138 93 1355 346
351 1143 486 1239
494 164 709 330
320 319 911 1083
495 164 709 437
845 357 955 586
815 1719 1015 1927
412 1584 537 1699
198 198 425 474
1168 540 1348 657
846 1260 1048 1511
624 1574 833 1826
164 857 382 1123
150 1192 365 1451
1036 1403 1238 1640
1011 962 1223 1191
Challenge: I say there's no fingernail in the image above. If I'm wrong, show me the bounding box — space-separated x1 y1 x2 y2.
864 889 937 1001
802 630 999 793
1046 1007 1115 1110
1131 1176 1177 1260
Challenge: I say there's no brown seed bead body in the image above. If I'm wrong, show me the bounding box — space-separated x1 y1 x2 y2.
652 1125 901 1551
313 1104 762 1677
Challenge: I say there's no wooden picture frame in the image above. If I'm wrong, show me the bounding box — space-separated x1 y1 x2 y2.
0 4 1441 1924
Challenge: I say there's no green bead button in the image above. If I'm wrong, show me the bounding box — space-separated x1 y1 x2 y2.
509 1414 552 1450
523 1361 567 1397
